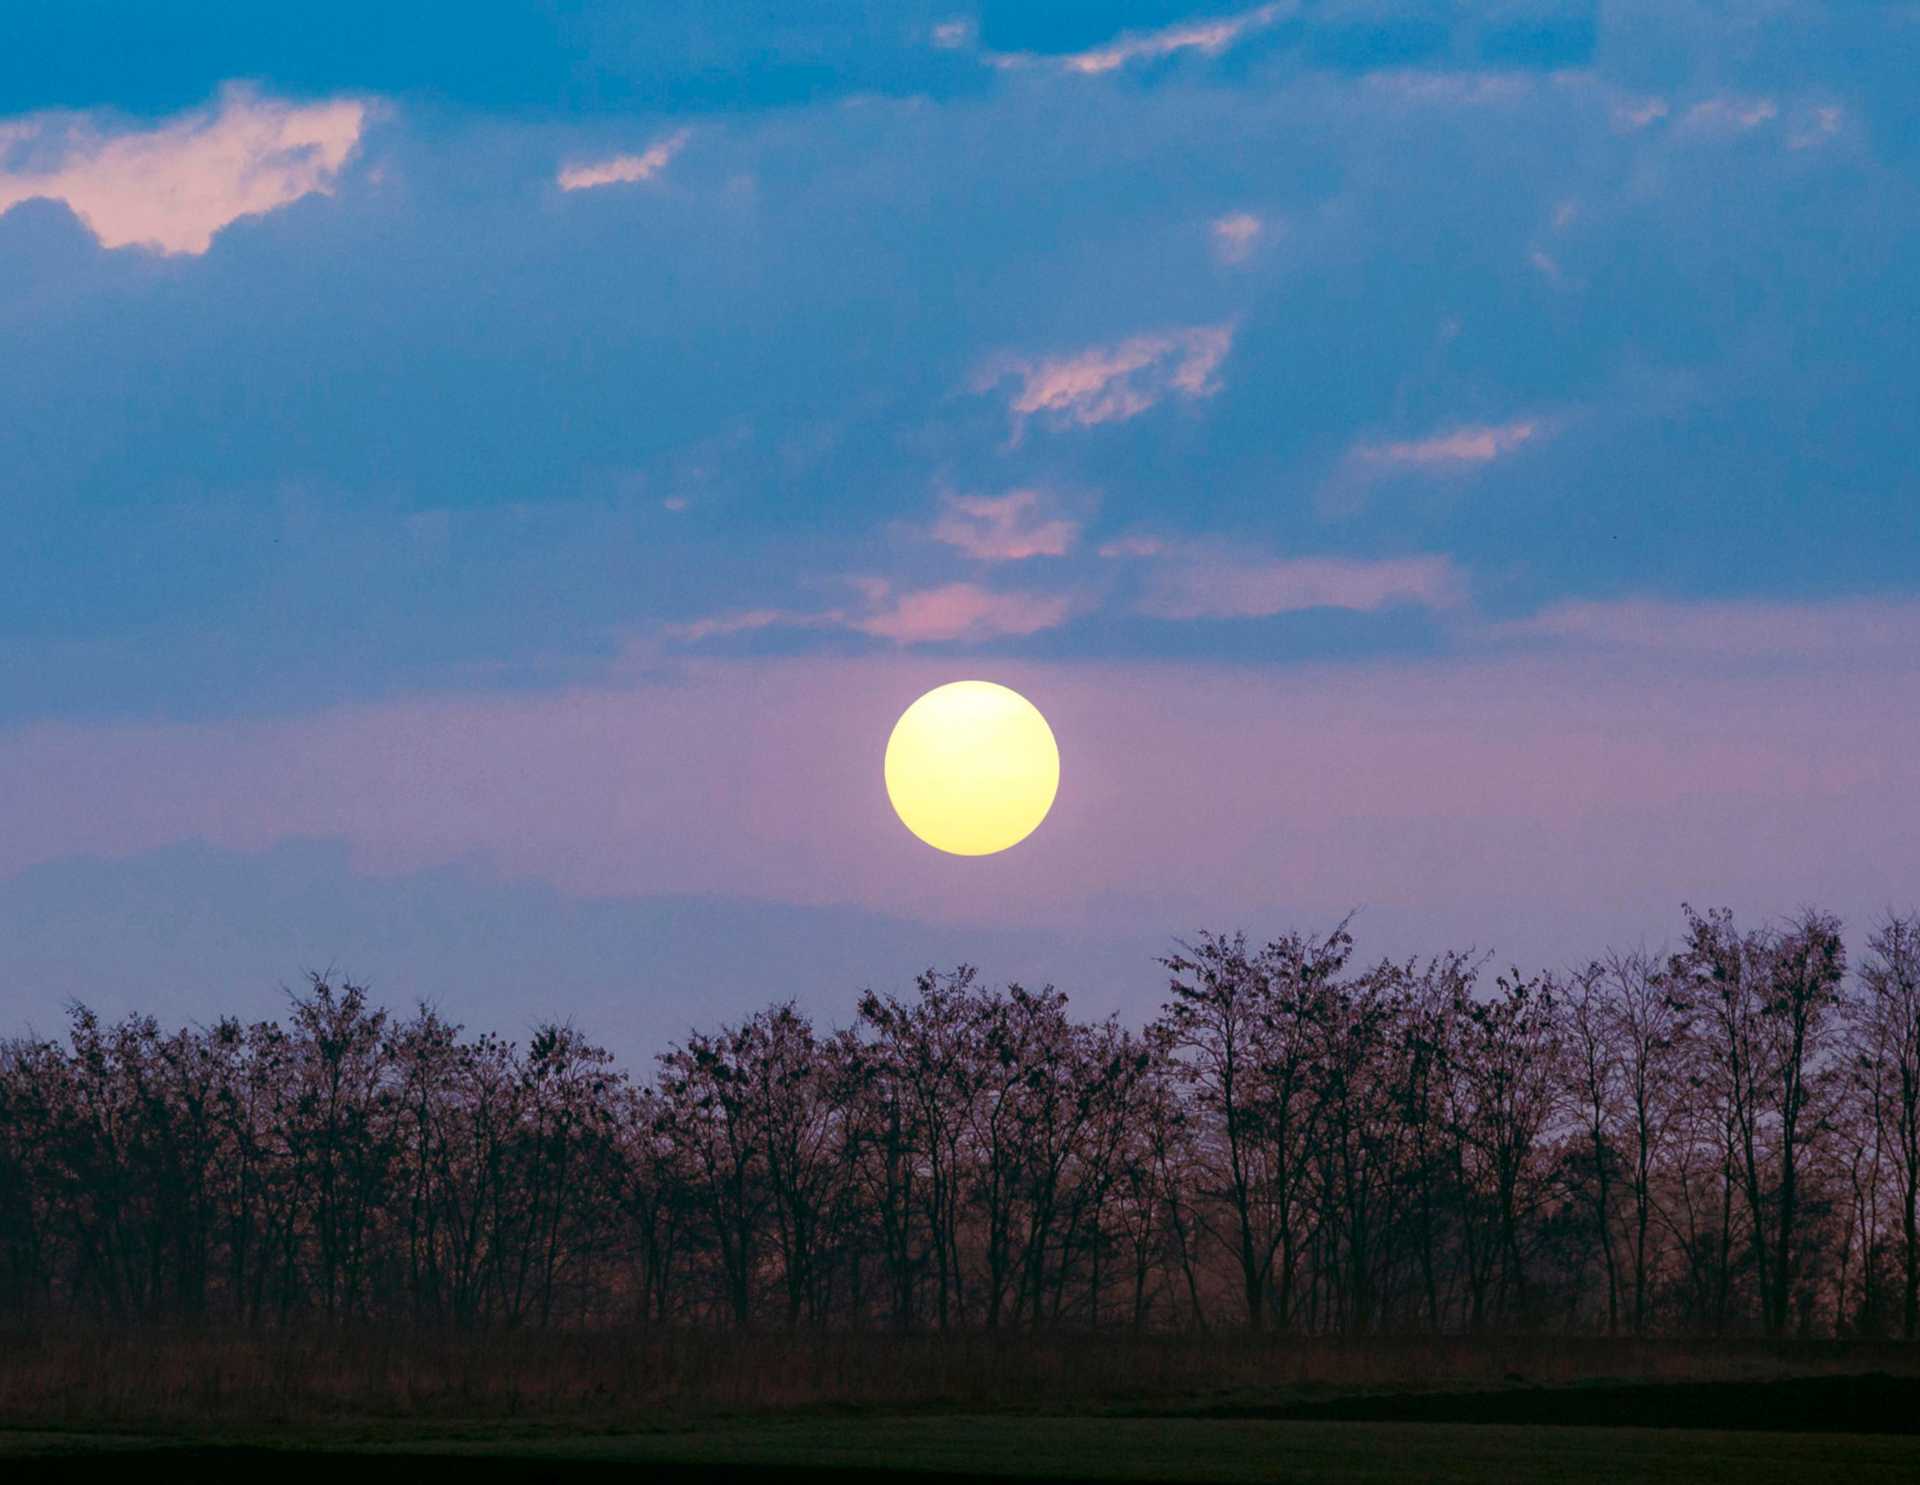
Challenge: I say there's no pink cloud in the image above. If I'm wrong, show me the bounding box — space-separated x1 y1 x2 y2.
852 583 1073 643
665 608 810 643
930 490 1079 560
1059 4 1288 74
557 130 691 191
1211 212 1264 264
980 324 1233 433
1357 419 1540 468
1096 535 1167 559
1611 96 1670 132
986 4 1289 76
668 579 1073 648
0 84 369 255
1681 95 1778 135
1495 597 1920 661
1139 553 1465 620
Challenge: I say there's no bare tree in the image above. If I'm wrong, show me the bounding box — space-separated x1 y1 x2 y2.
1448 970 1560 1329
657 1022 765 1327
1563 964 1625 1332
1154 923 1353 1330
1670 907 1847 1334
856 968 981 1330
2 903 1905 1341
739 1004 839 1326
1856 911 1920 1337
1602 949 1688 1334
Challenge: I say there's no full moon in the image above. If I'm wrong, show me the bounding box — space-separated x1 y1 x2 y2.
884 681 1060 856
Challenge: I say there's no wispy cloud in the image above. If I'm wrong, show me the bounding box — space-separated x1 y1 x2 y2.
930 19 975 50
669 579 1074 648
1356 419 1540 468
665 608 809 643
930 490 1079 561
1211 211 1264 264
1788 104 1844 150
1680 95 1777 135
853 582 1072 643
0 84 369 254
1363 70 1534 108
977 323 1234 434
1145 555 1463 621
1610 95 1670 132
988 4 1292 76
1096 534 1167 559
1493 597 1920 661
1107 540 1465 621
558 130 691 192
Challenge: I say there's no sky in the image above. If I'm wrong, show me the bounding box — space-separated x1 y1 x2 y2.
4 2 1919 1059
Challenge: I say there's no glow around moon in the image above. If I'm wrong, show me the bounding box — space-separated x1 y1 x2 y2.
884 681 1060 856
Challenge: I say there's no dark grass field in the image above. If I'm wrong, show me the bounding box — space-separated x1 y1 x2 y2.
8 1413 1920 1483
5 1332 1920 1480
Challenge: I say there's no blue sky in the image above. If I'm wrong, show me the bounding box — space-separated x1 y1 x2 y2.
4 3 1918 1056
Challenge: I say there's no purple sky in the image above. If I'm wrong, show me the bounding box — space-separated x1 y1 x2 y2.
4 4 1919 1058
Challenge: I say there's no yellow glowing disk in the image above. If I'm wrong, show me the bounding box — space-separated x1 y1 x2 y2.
884 681 1060 856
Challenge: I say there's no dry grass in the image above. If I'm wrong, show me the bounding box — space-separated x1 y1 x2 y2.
3 1327 1918 1433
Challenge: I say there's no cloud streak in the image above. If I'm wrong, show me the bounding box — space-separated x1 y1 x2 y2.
852 582 1072 643
557 130 692 191
1356 420 1540 468
1132 551 1465 620
930 490 1079 561
988 4 1293 76
668 580 1074 648
979 323 1234 433
1494 597 1920 662
1681 95 1778 135
0 84 369 254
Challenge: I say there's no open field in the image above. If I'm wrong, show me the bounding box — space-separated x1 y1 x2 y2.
5 1414 1920 1483
5 1333 1919 1479
6 1328 1920 1427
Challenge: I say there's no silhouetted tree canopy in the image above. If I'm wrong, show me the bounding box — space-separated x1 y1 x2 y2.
3 905 1919 1339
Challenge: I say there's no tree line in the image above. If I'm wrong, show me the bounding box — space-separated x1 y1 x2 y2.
2 904 1917 1338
